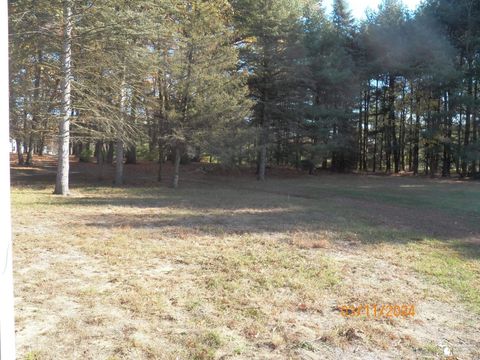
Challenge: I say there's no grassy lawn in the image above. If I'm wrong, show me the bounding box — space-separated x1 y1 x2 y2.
11 168 480 359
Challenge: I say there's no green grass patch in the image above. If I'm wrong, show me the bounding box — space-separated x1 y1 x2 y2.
408 239 480 313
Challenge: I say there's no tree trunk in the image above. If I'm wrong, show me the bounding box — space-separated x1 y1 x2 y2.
95 141 103 164
74 142 81 157
331 124 338 171
425 96 435 177
114 65 127 185
408 82 414 171
456 112 462 174
16 138 24 165
462 60 473 177
157 145 163 182
360 85 371 171
385 75 396 173
115 139 124 185
26 47 43 166
54 0 72 196
257 124 268 181
25 135 33 165
125 145 137 164
472 80 478 175
393 122 400 173
96 141 105 180
294 133 300 169
400 80 406 171
157 65 167 182
413 94 420 175
373 79 379 172
172 146 181 188
362 85 370 171
38 135 45 156
106 141 114 164
257 51 270 181
357 93 363 171
257 139 266 181
442 91 452 177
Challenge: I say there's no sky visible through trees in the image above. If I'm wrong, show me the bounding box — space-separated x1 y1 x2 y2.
325 0 421 19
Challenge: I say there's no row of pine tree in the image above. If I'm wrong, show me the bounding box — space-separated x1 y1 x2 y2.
8 0 480 192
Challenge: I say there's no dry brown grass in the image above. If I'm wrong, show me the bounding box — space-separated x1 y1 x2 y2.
289 231 331 249
11 167 480 360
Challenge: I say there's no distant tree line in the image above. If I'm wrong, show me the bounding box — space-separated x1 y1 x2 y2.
8 0 480 193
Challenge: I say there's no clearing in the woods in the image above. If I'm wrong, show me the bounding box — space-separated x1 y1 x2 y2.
11 157 480 360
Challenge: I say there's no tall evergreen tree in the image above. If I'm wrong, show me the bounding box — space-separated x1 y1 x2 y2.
165 0 251 187
232 0 308 180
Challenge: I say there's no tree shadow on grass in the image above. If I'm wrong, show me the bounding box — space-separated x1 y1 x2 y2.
12 163 480 259
57 188 479 254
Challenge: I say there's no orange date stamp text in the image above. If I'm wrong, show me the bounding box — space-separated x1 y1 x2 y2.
340 304 415 318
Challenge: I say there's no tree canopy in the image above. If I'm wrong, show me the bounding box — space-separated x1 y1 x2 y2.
8 0 480 190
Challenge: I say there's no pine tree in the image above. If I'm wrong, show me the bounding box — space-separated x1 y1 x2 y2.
9 0 61 165
164 0 251 187
303 1 359 172
232 0 308 180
